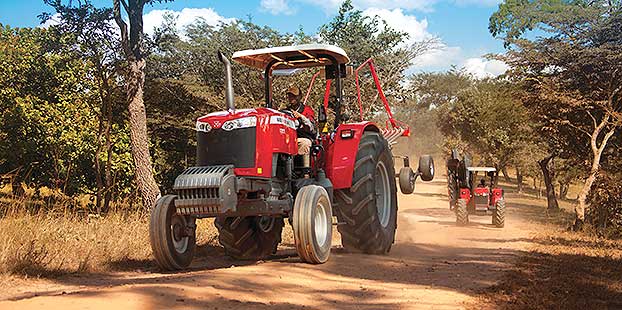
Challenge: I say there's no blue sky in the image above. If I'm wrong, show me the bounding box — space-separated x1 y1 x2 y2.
0 0 509 76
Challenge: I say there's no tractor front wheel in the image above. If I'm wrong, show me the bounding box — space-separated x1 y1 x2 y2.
215 216 283 260
335 132 398 254
447 172 458 210
149 195 197 270
455 198 469 226
292 185 333 264
493 199 506 228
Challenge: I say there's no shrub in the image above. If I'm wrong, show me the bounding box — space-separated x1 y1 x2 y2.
586 173 622 238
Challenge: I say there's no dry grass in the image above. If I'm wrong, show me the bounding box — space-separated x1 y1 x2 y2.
0 198 220 278
468 196 622 310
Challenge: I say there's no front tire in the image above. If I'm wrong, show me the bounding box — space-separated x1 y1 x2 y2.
215 216 284 260
335 132 398 254
493 199 506 228
455 198 469 226
447 172 458 210
293 185 333 264
149 195 197 271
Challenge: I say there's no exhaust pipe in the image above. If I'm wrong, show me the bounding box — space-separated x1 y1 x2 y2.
217 51 235 111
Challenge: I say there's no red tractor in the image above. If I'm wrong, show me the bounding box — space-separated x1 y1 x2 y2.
446 150 506 228
149 44 435 270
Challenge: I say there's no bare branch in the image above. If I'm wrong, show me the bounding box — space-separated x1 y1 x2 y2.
112 0 130 57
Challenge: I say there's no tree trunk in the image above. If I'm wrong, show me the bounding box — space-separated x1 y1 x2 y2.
127 59 160 210
516 167 524 193
558 182 568 200
574 114 616 231
538 156 559 211
501 166 511 182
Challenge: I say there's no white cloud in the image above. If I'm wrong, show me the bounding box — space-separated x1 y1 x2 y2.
302 0 438 13
362 8 432 43
453 0 503 6
260 0 296 15
463 57 509 78
38 13 61 28
143 8 235 37
413 46 462 69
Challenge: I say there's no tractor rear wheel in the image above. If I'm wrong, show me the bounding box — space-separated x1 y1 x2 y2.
335 131 398 254
455 198 469 226
149 195 197 270
493 199 506 228
292 185 333 264
215 216 284 260
447 172 458 210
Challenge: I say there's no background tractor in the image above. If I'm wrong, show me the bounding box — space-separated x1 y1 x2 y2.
446 150 506 228
149 44 435 270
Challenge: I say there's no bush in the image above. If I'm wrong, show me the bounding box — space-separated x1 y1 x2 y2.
586 173 622 238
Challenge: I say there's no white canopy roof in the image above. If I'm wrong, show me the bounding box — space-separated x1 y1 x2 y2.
232 44 350 70
467 167 497 172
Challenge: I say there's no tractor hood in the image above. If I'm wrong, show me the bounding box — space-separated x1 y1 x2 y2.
196 108 296 132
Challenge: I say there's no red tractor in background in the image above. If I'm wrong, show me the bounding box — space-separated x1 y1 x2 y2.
446 150 506 228
149 44 435 270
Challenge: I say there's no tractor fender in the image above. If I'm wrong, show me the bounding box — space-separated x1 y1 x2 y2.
491 188 504 206
324 122 380 190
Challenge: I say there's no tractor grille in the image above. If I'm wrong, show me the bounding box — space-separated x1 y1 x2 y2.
474 195 489 210
196 128 256 168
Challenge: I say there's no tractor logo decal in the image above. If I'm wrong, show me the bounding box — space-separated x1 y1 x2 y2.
269 115 296 130
212 120 222 128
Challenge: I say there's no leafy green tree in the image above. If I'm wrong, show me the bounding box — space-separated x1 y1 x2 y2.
491 0 622 228
0 25 99 196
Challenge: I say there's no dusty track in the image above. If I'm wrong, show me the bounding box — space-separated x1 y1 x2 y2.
0 179 538 309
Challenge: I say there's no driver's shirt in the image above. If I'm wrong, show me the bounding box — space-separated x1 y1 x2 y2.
296 104 316 140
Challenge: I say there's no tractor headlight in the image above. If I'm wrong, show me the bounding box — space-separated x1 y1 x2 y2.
196 121 212 133
222 116 257 131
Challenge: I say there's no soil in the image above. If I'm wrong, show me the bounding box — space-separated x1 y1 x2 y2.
0 179 542 309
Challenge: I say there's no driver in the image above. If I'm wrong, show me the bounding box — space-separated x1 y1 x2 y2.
285 86 316 155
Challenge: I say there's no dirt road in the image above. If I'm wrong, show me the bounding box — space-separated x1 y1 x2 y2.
0 179 538 309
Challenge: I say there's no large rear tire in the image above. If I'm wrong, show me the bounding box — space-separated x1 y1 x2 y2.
293 185 333 264
334 132 398 254
493 199 506 228
149 195 197 271
447 172 458 210
215 216 284 260
455 198 469 226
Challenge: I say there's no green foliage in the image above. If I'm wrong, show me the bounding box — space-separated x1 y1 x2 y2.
0 25 99 194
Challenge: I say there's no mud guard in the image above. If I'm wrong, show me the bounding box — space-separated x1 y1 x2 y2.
323 122 380 190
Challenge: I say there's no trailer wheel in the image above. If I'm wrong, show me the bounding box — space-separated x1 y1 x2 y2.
292 185 332 264
215 216 283 260
418 155 435 182
493 199 506 228
335 132 398 254
455 198 469 226
398 167 415 194
149 195 196 271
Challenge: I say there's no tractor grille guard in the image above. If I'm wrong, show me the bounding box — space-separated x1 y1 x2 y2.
173 165 237 216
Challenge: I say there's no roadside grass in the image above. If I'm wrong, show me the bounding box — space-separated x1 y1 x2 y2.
0 197 220 279
469 179 622 310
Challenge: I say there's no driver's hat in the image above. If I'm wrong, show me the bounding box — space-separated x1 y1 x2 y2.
286 86 300 96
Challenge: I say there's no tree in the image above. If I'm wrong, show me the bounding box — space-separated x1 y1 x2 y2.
319 0 440 118
0 25 100 196
42 0 126 213
491 0 622 228
112 0 169 210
